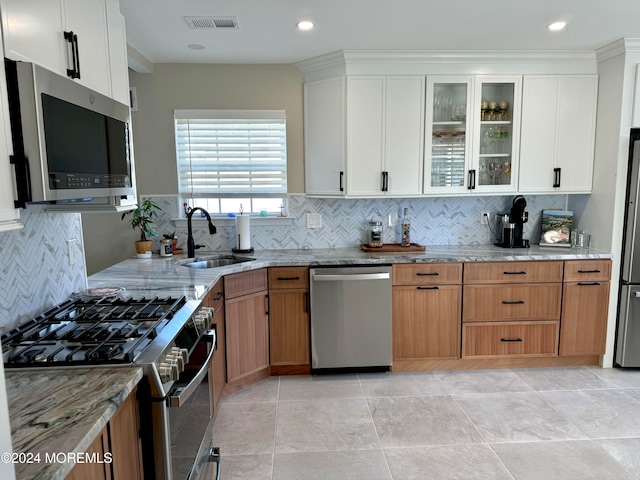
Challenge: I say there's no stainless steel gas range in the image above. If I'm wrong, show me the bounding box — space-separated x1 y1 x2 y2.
2 293 221 480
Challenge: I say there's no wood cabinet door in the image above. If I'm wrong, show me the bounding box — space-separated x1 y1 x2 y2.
269 289 309 366
462 321 559 358
392 285 461 360
560 281 610 356
225 291 269 383
212 299 226 410
109 388 143 480
66 426 111 480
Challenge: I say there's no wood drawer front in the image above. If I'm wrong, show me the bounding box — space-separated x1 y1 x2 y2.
462 321 559 358
268 267 309 289
464 261 563 284
393 263 462 286
224 269 268 299
563 260 611 282
206 278 225 309
463 284 562 322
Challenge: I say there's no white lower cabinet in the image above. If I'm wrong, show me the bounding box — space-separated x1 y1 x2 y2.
519 75 598 194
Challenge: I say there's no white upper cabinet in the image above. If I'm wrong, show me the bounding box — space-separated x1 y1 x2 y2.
424 76 473 194
304 77 346 196
347 75 424 196
519 75 598 194
424 75 521 195
1 0 125 101
0 58 21 232
105 1 130 106
472 76 521 194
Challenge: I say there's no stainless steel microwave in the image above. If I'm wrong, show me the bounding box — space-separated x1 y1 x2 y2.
5 59 135 205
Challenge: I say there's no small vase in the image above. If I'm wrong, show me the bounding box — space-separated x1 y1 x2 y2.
135 240 153 258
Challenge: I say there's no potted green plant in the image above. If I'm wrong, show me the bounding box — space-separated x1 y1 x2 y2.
121 199 162 258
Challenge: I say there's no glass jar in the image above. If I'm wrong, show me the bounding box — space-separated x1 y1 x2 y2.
368 220 383 248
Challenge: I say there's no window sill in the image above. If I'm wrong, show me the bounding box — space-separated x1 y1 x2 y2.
172 216 295 228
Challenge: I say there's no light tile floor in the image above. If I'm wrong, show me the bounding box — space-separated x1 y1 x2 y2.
212 367 640 480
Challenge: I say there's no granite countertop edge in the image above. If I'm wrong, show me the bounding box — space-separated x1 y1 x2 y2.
87 245 614 301
6 366 143 480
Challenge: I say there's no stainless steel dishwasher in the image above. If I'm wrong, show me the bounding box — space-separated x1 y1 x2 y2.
309 265 392 373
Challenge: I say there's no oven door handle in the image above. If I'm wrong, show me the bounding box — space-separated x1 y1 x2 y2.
168 330 216 408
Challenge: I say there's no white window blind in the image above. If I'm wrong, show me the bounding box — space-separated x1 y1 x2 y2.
175 110 287 197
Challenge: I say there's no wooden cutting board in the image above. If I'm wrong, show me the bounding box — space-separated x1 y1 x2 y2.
360 243 426 252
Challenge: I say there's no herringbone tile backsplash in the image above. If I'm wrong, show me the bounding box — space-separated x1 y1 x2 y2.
0 206 87 332
151 194 567 252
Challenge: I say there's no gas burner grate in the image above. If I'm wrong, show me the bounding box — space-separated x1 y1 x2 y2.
2 295 187 366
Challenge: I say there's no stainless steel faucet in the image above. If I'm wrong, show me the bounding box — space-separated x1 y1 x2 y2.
186 207 217 258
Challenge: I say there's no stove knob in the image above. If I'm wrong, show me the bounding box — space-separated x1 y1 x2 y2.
158 363 178 383
172 347 189 364
194 315 208 330
165 354 184 372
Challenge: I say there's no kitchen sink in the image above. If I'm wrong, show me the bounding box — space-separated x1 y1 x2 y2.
179 255 256 269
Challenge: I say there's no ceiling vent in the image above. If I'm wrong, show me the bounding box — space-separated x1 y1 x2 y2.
184 16 240 30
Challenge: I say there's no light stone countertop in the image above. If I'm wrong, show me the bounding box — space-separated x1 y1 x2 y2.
5 366 143 480
87 245 613 301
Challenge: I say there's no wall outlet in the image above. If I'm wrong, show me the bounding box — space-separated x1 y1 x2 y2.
306 213 322 229
481 212 490 225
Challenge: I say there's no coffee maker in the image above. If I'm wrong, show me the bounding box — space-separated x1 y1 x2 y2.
495 195 530 248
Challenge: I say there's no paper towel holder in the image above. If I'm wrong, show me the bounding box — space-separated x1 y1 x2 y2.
232 247 254 254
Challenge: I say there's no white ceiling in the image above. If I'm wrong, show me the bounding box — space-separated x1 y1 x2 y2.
120 0 640 66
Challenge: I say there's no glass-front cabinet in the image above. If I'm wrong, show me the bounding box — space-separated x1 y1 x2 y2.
472 76 521 192
424 76 473 194
424 75 521 194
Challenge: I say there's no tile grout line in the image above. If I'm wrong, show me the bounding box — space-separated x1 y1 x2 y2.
358 373 395 480
270 376 281 480
449 379 517 480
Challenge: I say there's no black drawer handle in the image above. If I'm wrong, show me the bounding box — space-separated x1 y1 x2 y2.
417 286 439 290
502 300 525 305
501 338 523 342
416 272 439 276
577 282 601 286
577 269 601 274
213 292 223 301
277 276 300 281
503 271 527 275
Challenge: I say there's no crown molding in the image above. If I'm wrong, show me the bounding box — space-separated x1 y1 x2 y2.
596 38 640 62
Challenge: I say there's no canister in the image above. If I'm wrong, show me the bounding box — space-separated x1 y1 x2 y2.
368 220 383 248
160 238 173 257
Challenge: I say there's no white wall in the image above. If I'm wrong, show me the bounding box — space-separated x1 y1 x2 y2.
568 39 640 367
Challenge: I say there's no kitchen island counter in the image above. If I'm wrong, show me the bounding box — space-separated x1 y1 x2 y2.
87 244 613 300
5 366 143 480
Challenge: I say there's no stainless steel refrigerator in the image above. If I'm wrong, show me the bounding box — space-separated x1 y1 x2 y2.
616 128 640 366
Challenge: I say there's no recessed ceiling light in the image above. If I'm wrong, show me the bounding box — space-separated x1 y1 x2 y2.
547 22 567 31
188 44 206 50
297 21 314 31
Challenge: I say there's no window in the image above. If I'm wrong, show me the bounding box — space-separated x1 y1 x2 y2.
174 109 287 215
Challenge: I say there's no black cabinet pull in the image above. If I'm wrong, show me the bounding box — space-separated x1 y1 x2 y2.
416 272 439 276
417 286 439 290
380 171 389 192
577 282 601 286
553 167 561 188
502 300 525 305
503 271 527 275
467 169 476 189
265 294 269 315
501 338 523 342
339 171 344 192
64 31 80 79
213 292 223 301
277 276 300 281
577 269 601 274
